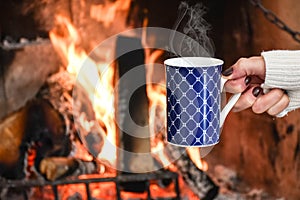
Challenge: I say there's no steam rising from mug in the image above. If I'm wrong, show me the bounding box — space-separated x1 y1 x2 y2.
170 2 215 57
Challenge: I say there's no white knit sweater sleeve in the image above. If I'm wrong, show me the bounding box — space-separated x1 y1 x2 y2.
261 50 300 117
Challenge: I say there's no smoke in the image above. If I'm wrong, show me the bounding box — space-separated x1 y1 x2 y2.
169 2 215 57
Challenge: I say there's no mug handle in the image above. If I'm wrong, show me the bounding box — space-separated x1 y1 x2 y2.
220 77 242 127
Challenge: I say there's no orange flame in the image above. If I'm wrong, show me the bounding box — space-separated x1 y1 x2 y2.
49 15 117 166
187 147 208 171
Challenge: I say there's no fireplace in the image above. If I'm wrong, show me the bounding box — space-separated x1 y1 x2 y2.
1 0 300 199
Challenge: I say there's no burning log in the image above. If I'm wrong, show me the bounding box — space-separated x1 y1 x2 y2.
115 35 154 173
0 105 27 179
0 98 71 180
115 35 157 193
165 145 219 200
0 70 106 182
0 40 60 120
37 71 108 179
39 157 98 181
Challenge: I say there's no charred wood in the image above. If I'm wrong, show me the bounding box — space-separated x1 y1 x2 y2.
115 35 154 173
0 40 60 120
39 157 98 181
39 71 105 158
0 71 106 182
1 38 50 50
0 109 27 179
165 145 219 200
0 98 70 180
115 35 156 192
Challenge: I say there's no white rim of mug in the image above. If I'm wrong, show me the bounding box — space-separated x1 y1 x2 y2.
164 57 224 68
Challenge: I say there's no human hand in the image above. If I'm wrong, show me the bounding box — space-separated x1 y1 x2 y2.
222 56 289 116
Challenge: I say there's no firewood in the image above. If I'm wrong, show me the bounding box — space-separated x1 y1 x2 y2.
39 71 105 159
0 98 70 180
0 108 26 165
0 41 60 120
0 70 107 181
165 145 219 200
36 71 107 176
39 157 75 181
115 35 154 173
39 157 98 181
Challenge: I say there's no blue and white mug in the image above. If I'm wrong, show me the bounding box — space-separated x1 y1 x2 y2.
165 57 241 147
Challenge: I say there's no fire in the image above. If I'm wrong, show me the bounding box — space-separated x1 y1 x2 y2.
187 147 208 171
48 11 207 199
49 15 117 166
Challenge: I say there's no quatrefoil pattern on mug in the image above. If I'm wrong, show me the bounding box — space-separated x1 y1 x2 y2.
166 65 222 146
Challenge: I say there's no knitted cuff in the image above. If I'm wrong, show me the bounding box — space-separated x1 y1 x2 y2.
261 50 300 90
261 50 300 117
276 90 300 117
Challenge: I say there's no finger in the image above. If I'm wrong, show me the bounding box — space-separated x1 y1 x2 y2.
252 89 286 114
248 75 265 84
267 94 290 116
224 75 264 93
231 85 263 112
223 57 266 80
224 76 252 93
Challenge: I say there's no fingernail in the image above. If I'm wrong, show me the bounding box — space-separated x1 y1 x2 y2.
244 76 251 85
222 67 233 76
252 87 263 97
